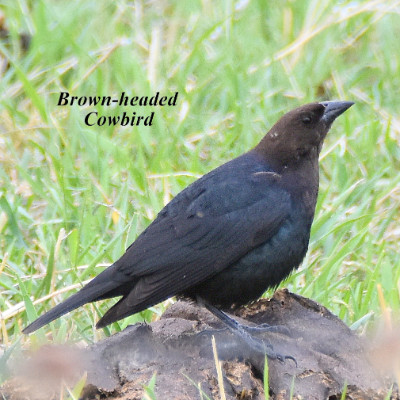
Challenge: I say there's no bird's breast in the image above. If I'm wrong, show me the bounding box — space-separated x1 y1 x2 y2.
184 202 312 308
236 206 312 284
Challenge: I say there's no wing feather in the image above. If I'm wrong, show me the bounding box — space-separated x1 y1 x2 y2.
114 184 290 299
96 186 290 327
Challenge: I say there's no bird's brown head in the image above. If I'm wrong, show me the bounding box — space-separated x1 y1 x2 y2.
255 101 354 168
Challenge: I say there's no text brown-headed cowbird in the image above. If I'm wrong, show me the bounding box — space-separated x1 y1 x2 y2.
23 101 353 335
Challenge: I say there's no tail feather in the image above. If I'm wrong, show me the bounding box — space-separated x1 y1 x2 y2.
23 265 126 334
95 295 150 328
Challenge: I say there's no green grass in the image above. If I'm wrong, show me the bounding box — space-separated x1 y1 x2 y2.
0 0 399 359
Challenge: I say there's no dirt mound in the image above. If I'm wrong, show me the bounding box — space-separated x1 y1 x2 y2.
1 290 397 399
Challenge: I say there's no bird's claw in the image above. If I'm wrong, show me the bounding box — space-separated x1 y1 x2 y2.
283 354 297 367
269 352 297 367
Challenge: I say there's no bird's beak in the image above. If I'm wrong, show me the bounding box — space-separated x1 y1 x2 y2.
320 101 354 125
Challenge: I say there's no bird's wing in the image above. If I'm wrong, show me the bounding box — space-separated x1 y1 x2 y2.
105 169 291 316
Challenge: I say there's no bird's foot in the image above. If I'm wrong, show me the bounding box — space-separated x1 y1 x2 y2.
239 329 297 366
267 348 297 365
244 323 291 336
201 300 296 365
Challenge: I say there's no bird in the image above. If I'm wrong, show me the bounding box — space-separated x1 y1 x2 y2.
23 100 353 335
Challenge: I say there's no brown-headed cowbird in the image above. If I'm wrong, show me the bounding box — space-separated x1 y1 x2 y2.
23 101 353 335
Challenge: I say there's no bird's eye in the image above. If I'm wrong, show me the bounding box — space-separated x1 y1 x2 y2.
302 115 312 124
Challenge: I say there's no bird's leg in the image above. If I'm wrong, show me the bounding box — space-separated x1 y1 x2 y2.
199 298 296 365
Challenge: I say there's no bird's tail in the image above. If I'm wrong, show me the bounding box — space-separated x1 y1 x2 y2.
23 265 126 334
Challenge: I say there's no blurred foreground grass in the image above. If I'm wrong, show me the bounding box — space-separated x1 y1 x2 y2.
0 0 399 349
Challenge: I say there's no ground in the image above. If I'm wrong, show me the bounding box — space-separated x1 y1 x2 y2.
1 291 397 399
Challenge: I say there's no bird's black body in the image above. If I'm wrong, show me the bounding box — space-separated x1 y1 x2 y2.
23 101 353 334
181 152 314 308
183 199 311 308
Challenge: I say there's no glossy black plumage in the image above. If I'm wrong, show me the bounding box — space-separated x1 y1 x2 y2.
23 100 353 334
